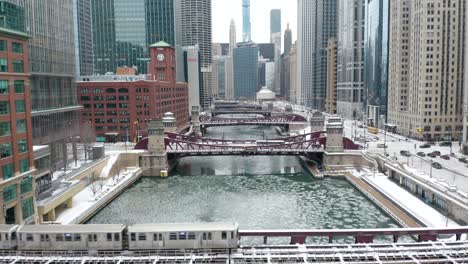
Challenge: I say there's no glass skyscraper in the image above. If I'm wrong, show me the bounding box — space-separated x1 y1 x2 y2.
233 43 259 99
270 9 281 34
364 0 388 127
92 0 175 74
73 0 94 76
242 0 251 42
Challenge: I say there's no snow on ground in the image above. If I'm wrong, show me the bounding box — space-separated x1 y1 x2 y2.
100 152 120 178
55 167 140 224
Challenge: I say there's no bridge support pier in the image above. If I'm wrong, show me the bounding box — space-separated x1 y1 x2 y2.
141 119 169 177
325 116 344 152
191 106 202 136
310 112 325 132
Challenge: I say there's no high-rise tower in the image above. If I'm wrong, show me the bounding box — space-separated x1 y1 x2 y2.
225 19 236 99
284 23 292 54
73 0 93 76
229 19 237 55
242 0 251 42
297 0 337 109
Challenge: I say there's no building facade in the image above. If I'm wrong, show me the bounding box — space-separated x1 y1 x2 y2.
233 43 259 99
364 0 389 128
242 0 251 42
91 0 175 75
289 43 298 104
0 0 36 224
73 0 93 76
284 23 292 55
297 0 337 109
212 56 226 99
388 0 466 140
224 19 236 100
78 44 189 142
326 38 337 114
176 0 212 109
183 45 201 115
336 0 366 119
464 0 468 153
6 0 82 174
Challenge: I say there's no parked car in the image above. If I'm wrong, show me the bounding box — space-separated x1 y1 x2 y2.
432 151 441 156
440 154 450 160
417 152 426 157
459 157 468 163
439 142 452 147
377 143 387 149
400 150 411 157
419 143 431 148
427 152 437 158
432 162 443 169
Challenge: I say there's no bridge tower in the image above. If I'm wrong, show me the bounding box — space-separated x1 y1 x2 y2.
141 118 169 176
162 112 177 133
326 116 344 152
310 112 325 132
191 106 202 136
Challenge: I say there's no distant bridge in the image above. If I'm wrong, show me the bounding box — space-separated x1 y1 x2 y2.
199 114 307 128
211 109 273 117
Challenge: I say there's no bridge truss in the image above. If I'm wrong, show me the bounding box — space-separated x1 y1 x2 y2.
199 115 308 127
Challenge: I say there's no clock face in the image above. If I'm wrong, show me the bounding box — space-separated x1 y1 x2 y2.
157 54 165 62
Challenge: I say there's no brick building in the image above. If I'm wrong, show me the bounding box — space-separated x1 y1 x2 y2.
78 42 189 142
0 1 36 224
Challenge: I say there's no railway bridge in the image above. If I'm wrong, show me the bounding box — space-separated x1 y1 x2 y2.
199 114 308 132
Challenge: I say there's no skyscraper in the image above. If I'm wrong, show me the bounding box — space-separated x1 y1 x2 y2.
92 0 175 74
242 0 251 42
270 9 281 36
464 0 468 153
336 0 366 118
225 19 236 99
388 0 466 141
297 0 337 109
233 43 259 99
7 0 82 172
73 0 93 76
364 0 389 128
270 9 281 95
284 23 292 55
176 0 213 108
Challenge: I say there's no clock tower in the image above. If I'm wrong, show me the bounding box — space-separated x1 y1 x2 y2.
149 41 176 82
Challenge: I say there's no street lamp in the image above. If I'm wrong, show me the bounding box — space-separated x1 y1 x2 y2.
133 121 139 143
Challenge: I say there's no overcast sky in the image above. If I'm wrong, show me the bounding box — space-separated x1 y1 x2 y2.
212 0 297 45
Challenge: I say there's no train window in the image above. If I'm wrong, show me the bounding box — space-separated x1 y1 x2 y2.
114 233 120 241
221 232 227 240
88 234 92 242
26 234 33 241
56 234 63 241
138 234 146 241
93 234 97 242
188 232 196 240
178 232 186 240
64 234 72 241
130 233 136 241
203 233 207 240
0 234 2 241
153 233 158 241
74 234 81 241
107 233 112 241
40 234 49 242
159 234 162 241
231 232 234 239
169 233 177 240
208 232 212 240
5 234 8 240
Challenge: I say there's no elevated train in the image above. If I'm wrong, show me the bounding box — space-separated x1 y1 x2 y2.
0 223 239 251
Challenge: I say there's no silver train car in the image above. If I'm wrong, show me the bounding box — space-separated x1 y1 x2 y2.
0 222 239 251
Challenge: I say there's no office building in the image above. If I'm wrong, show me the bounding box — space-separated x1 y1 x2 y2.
464 0 468 154
336 0 365 118
92 0 175 75
183 45 201 114
175 0 212 108
6 0 82 175
73 0 93 76
289 43 298 104
225 19 236 100
0 0 36 224
242 0 251 42
364 0 389 128
326 38 337 114
212 56 226 99
297 0 337 109
284 23 292 55
233 43 259 99
270 9 281 96
78 42 189 142
388 0 466 141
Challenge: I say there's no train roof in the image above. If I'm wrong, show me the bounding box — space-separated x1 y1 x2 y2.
128 223 238 233
17 224 126 234
0 225 18 233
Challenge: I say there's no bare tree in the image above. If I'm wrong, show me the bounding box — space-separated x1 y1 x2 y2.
80 121 96 161
88 174 99 200
98 178 105 191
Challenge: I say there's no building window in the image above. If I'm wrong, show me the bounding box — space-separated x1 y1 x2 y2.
18 139 27 153
15 100 25 113
19 158 29 173
12 43 23 54
0 58 7 72
1 143 12 158
0 80 8 94
12 60 24 73
14 80 24 93
22 197 34 220
2 163 14 180
0 122 10 136
0 40 6 51
16 119 26 133
3 185 17 203
20 175 32 193
0 101 9 115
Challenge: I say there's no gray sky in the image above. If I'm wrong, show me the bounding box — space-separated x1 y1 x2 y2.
212 0 297 44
